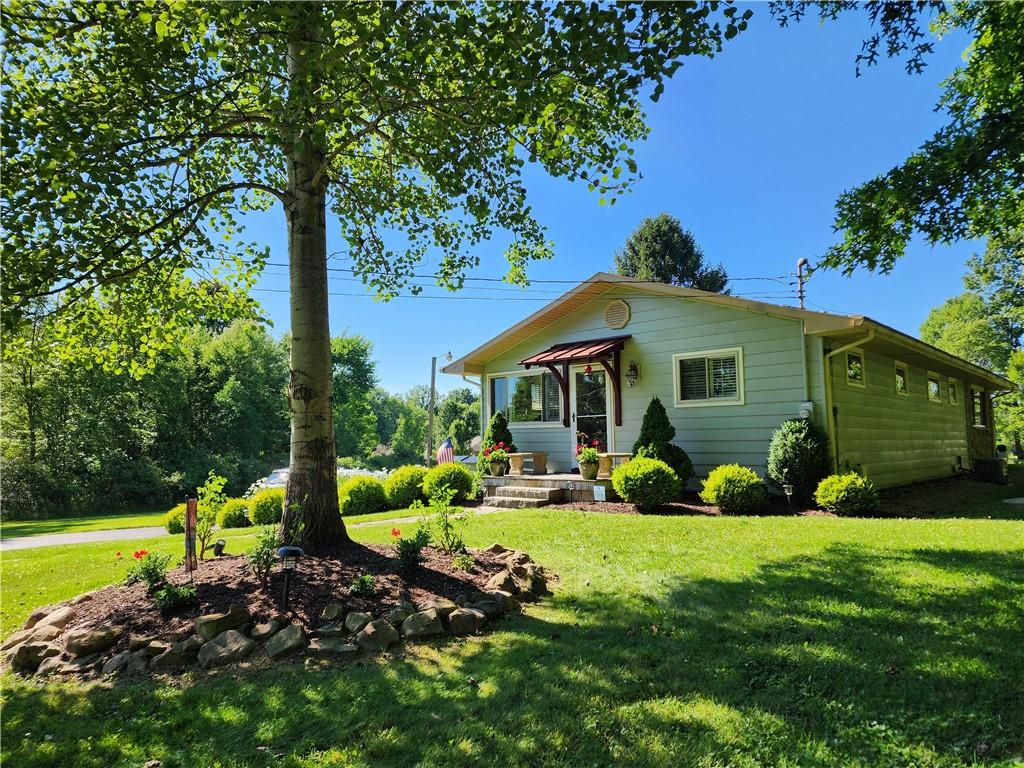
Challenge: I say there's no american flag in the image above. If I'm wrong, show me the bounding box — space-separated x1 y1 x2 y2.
436 437 455 465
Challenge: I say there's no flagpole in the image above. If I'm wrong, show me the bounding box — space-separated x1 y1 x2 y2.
426 350 453 466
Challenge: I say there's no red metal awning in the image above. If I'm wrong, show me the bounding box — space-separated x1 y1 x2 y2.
519 335 631 368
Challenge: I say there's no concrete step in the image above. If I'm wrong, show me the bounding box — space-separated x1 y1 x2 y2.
488 497 548 509
494 486 565 502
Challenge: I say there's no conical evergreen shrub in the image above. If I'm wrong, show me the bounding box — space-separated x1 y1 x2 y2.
631 396 692 487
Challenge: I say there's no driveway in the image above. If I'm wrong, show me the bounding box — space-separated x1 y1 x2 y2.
0 526 170 551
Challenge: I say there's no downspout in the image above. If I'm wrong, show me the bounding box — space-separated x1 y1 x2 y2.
822 330 875 473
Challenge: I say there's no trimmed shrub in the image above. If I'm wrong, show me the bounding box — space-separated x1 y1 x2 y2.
478 410 516 472
216 498 251 528
338 475 388 517
384 464 429 509
422 462 475 503
815 473 880 516
699 464 767 514
611 457 681 510
163 503 186 534
766 419 830 502
632 396 693 487
250 488 285 525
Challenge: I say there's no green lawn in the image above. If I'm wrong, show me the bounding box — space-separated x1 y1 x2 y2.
2 510 1022 767
0 510 168 539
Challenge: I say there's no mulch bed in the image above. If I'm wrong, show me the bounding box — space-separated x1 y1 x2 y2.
68 542 511 643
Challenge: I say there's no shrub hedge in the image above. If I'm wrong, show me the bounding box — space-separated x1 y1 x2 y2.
814 473 880 516
163 503 186 534
699 464 767 514
422 463 475 503
384 465 429 509
611 457 681 510
216 497 251 528
338 475 388 517
766 419 830 502
250 487 285 525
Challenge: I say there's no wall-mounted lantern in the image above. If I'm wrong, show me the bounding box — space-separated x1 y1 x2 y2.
625 361 640 388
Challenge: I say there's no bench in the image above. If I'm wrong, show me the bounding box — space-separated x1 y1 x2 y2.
507 452 548 476
597 452 631 479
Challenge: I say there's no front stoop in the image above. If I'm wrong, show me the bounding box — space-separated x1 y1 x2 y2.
489 485 565 509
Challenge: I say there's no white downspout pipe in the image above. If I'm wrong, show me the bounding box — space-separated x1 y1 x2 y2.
823 330 875 473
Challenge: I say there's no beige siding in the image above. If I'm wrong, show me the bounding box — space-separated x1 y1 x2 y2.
481 287 816 479
827 345 968 487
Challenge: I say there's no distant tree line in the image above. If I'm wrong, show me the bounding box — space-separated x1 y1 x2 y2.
1 319 480 519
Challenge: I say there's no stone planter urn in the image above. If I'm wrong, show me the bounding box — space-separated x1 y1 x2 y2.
579 461 599 481
489 461 506 477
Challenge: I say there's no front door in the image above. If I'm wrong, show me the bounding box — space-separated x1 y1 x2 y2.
570 367 610 465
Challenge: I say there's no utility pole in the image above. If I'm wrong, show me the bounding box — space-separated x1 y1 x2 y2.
796 258 809 309
425 350 452 465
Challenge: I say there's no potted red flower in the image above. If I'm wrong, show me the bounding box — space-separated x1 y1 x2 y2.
576 439 601 480
483 444 509 476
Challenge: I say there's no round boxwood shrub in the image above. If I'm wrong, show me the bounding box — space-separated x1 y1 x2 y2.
250 488 285 525
814 473 880 516
163 503 186 534
766 419 830 502
384 465 428 509
611 457 681 510
422 462 476 503
338 475 388 517
699 464 767 514
216 497 251 528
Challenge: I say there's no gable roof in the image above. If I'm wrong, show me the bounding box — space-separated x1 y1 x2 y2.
442 272 1012 390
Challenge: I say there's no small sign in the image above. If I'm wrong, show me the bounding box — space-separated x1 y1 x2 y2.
592 484 606 502
184 498 198 572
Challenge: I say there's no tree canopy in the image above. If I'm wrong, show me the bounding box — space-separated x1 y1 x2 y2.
771 1 1023 274
613 213 728 292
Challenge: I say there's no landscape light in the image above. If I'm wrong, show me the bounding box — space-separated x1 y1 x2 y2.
277 546 305 608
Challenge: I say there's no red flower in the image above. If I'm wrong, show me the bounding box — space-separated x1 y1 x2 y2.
591 439 599 447
391 527 401 538
483 447 491 456
497 441 505 448
115 551 122 559
133 549 148 560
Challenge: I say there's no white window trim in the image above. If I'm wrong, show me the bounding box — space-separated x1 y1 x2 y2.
926 371 942 403
486 369 563 428
845 349 866 388
894 360 910 397
672 347 745 408
948 377 959 406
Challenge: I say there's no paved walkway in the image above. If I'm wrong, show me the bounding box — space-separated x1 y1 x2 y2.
0 506 505 552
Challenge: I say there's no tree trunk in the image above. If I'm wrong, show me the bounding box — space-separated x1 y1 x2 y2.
280 6 347 547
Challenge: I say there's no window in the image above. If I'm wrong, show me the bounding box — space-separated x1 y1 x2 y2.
927 372 942 403
489 371 560 423
894 361 909 396
846 350 865 387
948 378 959 405
673 348 744 407
971 387 986 427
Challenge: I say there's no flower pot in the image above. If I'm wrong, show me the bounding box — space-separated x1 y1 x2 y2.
489 461 506 477
579 461 599 481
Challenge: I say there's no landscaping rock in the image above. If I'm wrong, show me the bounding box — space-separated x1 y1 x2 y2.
320 603 345 622
485 589 520 614
265 623 306 659
515 569 549 598
401 609 444 640
485 570 518 594
65 625 122 657
385 604 414 626
251 620 280 641
306 638 360 658
102 650 131 674
344 611 372 634
483 543 508 554
454 594 468 607
34 605 77 630
128 634 157 652
447 608 486 636
503 551 533 568
198 629 255 668
469 599 503 619
39 654 101 676
355 619 399 652
420 598 458 618
2 623 61 652
151 636 202 672
12 641 60 672
126 649 151 674
144 641 170 658
23 604 58 630
316 623 347 638
194 605 251 642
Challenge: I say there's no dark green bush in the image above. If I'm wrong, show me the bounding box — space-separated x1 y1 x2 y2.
249 488 284 525
478 411 516 472
611 457 682 510
216 498 251 528
422 462 475 503
384 465 429 509
163 503 186 534
350 573 378 596
699 464 767 514
814 473 881 516
632 396 693 486
766 419 831 502
153 584 197 611
394 528 431 570
338 475 388 517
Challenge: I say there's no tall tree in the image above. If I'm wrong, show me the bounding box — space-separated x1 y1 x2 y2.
614 213 728 292
771 2 1024 274
3 3 751 544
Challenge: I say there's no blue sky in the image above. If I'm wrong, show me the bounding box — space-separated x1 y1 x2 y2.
245 8 977 396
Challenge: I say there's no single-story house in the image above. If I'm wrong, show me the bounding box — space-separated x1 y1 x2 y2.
443 272 1012 488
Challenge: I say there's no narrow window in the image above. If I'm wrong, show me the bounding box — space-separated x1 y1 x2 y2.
971 387 986 427
948 378 959 405
927 372 941 403
674 348 744 406
846 350 865 387
894 362 909 396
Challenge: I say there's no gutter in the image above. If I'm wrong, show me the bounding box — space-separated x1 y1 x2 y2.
822 330 875 473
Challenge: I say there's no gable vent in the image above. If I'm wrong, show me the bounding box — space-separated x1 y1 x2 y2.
603 299 631 330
